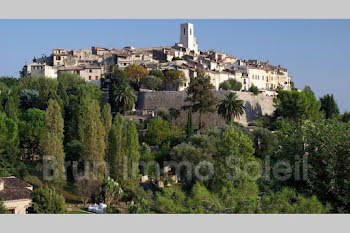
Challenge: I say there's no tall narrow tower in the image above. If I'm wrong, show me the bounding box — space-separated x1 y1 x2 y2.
180 23 198 52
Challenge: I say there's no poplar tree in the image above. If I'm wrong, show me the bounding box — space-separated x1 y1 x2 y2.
81 99 106 180
106 114 124 181
106 114 140 192
123 122 140 190
101 103 112 144
41 99 65 184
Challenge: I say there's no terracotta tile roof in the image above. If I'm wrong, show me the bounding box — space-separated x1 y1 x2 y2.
0 177 33 201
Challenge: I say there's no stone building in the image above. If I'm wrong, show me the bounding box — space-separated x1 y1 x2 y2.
21 22 293 92
0 177 33 214
57 65 103 85
179 23 198 53
22 62 58 78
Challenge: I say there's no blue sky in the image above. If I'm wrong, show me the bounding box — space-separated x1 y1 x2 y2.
1 19 349 112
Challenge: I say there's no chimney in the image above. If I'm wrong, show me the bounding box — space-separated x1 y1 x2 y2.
0 179 4 191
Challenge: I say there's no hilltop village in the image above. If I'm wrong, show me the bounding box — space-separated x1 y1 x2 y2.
2 22 349 215
21 23 292 95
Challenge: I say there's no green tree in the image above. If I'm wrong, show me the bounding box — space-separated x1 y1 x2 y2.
217 92 245 123
19 76 59 110
114 84 136 116
153 185 188 213
260 188 328 214
219 79 242 91
210 126 259 213
320 94 339 119
248 84 260 95
274 89 321 122
186 107 194 137
170 133 218 184
108 68 129 112
184 69 217 130
124 65 149 90
106 114 124 182
100 178 123 206
342 111 350 123
19 89 39 110
164 69 186 90
0 112 21 177
64 83 102 143
0 200 9 214
142 75 163 91
57 72 85 91
81 100 106 180
31 186 67 213
0 77 19 88
4 96 19 122
252 127 277 158
41 99 65 184
156 108 170 121
219 80 231 90
101 103 112 144
273 119 350 212
303 86 322 120
144 117 171 146
122 122 140 191
169 108 180 124
19 108 46 159
149 69 164 78
229 79 242 91
57 82 69 108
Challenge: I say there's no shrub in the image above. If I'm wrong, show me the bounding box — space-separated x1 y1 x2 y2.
219 79 242 91
104 206 120 214
30 186 67 213
129 198 152 214
249 84 260 95
149 69 164 78
24 175 43 188
0 200 9 214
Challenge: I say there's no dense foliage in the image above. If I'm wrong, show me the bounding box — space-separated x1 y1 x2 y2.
31 186 67 213
0 74 348 214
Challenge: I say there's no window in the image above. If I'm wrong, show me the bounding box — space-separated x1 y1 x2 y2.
95 76 98 80
184 28 186 35
89 76 92 80
190 28 192 35
89 69 92 73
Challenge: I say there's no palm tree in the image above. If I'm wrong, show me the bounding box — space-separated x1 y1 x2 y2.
217 92 245 123
114 84 136 116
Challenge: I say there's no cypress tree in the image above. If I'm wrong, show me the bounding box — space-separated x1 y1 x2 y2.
41 99 65 184
186 107 194 137
320 94 339 119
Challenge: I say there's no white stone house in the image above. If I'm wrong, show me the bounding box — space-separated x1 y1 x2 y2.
30 62 58 78
0 177 33 214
